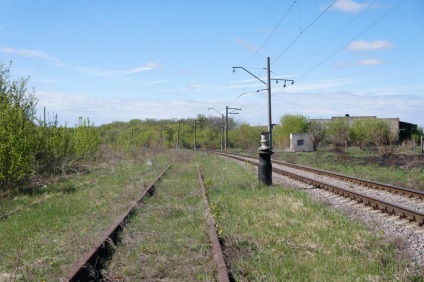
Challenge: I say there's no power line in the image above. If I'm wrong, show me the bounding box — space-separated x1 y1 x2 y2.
271 0 338 65
242 0 297 67
290 0 377 74
296 0 408 82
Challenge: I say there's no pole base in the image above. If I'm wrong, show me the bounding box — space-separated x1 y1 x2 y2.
258 151 272 186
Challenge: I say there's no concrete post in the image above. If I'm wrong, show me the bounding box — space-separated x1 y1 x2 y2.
258 132 272 186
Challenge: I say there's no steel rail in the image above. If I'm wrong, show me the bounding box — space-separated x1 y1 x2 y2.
215 152 424 226
272 159 424 200
217 152 424 200
197 165 230 282
65 165 170 282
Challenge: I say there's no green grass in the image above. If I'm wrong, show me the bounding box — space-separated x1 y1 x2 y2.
104 159 215 281
199 153 416 281
0 152 171 280
0 149 421 281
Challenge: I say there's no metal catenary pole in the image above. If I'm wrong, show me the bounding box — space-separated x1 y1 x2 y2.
225 106 241 150
233 57 294 186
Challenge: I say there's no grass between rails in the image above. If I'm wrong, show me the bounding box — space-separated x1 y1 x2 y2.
199 153 416 281
104 158 215 281
0 150 171 281
0 149 421 281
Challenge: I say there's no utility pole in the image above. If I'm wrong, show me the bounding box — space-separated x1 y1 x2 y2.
233 57 294 185
208 108 225 151
176 122 181 149
194 119 201 150
225 106 241 150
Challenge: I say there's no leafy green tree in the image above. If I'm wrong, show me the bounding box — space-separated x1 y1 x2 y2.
326 118 350 146
0 62 38 190
273 114 309 148
72 117 101 163
230 123 263 149
362 119 398 157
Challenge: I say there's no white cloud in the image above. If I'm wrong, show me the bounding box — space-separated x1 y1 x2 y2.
1 47 61 63
356 59 383 66
335 59 384 67
347 40 393 51
35 89 424 128
0 47 161 78
329 0 369 13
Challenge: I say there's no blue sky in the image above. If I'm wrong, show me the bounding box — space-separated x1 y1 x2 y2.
1 0 423 127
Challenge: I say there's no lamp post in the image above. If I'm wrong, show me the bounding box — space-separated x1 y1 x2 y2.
233 57 294 186
225 106 241 150
208 108 225 151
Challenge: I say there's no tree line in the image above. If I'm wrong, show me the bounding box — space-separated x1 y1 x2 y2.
2 63 422 192
1 63 101 191
273 114 423 156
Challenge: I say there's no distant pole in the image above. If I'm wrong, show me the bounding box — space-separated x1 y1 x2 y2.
44 107 46 127
194 119 201 150
267 57 272 150
208 108 225 151
421 135 423 155
176 122 180 149
224 106 241 151
221 114 224 151
225 106 228 150
194 121 197 150
160 125 163 147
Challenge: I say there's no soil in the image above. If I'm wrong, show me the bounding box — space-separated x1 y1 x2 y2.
359 154 424 169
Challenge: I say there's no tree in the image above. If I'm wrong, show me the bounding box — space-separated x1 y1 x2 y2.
326 118 350 146
273 114 309 148
230 123 263 149
362 119 398 157
308 121 326 151
0 62 38 190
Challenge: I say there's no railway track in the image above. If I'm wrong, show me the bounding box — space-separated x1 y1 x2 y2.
215 152 424 226
65 164 229 281
65 165 170 281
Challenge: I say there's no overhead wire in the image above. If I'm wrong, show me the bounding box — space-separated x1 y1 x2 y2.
290 0 377 74
242 0 298 67
296 0 409 83
271 0 338 65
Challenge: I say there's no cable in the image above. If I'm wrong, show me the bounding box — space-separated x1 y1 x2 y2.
297 0 303 33
271 0 338 65
290 0 377 74
296 0 408 82
242 0 297 67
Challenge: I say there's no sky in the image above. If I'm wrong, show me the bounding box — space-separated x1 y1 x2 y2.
1 0 423 128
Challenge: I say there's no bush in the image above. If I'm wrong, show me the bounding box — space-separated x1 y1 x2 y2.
0 63 37 190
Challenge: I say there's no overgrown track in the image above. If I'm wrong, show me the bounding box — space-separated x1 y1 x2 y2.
215 152 424 226
197 165 230 282
65 164 230 281
65 165 170 281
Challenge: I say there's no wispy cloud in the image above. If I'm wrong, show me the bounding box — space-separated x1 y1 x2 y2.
335 59 384 67
347 40 393 51
326 0 370 13
234 38 259 53
1 47 61 63
0 47 161 77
